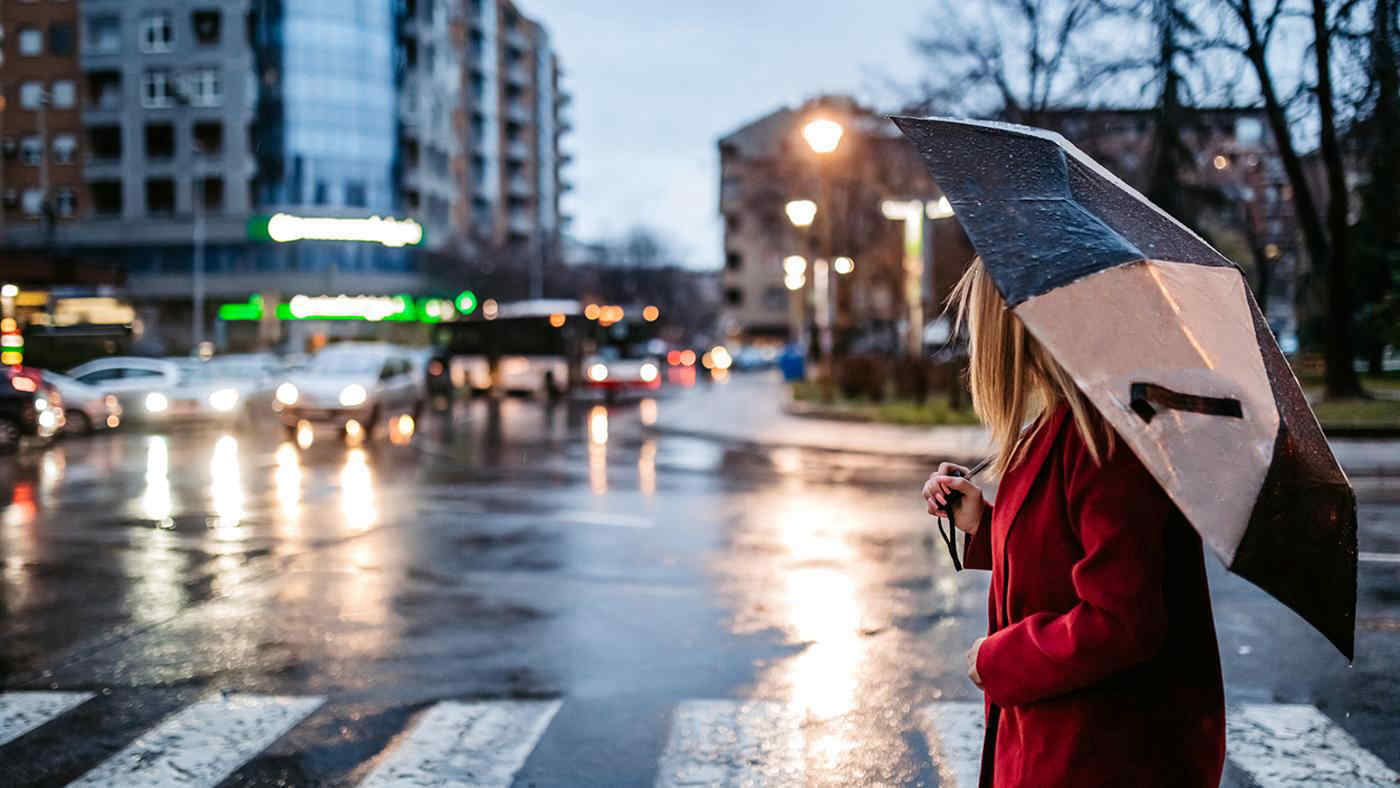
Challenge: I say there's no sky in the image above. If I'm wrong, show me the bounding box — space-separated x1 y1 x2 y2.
522 1 931 270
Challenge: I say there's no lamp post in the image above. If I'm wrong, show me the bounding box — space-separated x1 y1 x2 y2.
787 117 844 383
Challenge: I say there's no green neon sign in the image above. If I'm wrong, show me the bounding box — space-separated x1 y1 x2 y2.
216 293 465 323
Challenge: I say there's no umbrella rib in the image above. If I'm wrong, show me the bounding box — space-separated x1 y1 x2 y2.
1146 264 1214 370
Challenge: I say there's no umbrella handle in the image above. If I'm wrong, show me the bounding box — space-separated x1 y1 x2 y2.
936 457 991 571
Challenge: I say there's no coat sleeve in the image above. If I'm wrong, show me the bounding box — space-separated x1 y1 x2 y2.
962 502 994 571
975 430 1171 708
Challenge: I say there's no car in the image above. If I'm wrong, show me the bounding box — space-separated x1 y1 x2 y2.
167 354 286 424
273 344 423 441
41 370 122 434
0 368 64 452
581 346 662 400
65 357 182 422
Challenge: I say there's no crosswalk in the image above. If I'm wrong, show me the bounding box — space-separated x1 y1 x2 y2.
0 691 1395 786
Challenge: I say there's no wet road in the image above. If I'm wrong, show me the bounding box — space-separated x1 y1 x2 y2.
0 391 1397 786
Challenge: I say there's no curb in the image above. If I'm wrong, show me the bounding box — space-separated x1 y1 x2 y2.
643 423 983 467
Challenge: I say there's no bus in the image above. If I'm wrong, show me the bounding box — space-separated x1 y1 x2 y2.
430 299 582 397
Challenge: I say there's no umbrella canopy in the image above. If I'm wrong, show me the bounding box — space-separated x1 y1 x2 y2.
892 115 1357 659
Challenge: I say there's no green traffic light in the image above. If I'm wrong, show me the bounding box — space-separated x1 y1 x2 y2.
456 290 478 315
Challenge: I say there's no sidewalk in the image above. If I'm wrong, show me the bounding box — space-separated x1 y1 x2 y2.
652 371 1400 476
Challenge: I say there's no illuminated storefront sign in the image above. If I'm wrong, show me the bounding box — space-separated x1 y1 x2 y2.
247 214 425 247
217 294 459 323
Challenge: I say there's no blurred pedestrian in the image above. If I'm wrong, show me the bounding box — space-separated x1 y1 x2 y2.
923 259 1225 787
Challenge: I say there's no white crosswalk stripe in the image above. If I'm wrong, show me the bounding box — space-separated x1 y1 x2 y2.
919 701 1400 788
655 699 805 787
0 691 94 747
1226 703 1400 787
917 702 984 788
358 699 562 788
68 693 324 787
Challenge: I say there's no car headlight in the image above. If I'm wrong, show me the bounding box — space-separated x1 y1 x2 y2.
276 382 299 406
34 396 48 411
145 392 169 413
339 384 367 407
104 394 121 414
37 409 57 431
208 388 240 412
639 362 658 383
588 363 608 382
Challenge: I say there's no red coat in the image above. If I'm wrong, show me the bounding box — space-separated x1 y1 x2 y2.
962 404 1225 787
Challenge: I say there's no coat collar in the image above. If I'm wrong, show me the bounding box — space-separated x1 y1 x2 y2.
993 404 1071 531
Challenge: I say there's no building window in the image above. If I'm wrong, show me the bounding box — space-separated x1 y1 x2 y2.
192 10 221 45
89 71 122 109
18 28 43 56
145 124 175 159
725 213 741 233
142 71 174 108
92 181 122 216
20 136 43 166
345 180 367 207
313 180 329 205
188 68 221 106
56 189 76 218
198 177 223 213
51 80 76 109
146 178 175 216
19 82 44 109
89 125 122 161
52 134 77 164
725 251 742 270
193 121 223 155
87 15 121 54
50 23 74 56
21 189 44 217
140 13 174 53
725 287 743 306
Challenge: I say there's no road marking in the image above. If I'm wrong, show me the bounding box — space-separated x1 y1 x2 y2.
0 691 94 747
655 699 804 787
69 693 324 787
917 702 984 788
359 699 561 788
1359 551 1400 564
1226 704 1400 786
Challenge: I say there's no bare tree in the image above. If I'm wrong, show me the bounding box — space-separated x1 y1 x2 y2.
912 0 1103 123
1206 0 1365 397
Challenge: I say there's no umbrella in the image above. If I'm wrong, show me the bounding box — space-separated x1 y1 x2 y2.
892 115 1357 659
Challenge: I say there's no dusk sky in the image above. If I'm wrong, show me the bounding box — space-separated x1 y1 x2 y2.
522 1 931 269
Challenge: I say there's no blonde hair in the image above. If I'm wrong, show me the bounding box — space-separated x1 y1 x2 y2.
949 258 1113 478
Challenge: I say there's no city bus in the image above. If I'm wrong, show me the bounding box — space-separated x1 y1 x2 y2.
430 299 582 397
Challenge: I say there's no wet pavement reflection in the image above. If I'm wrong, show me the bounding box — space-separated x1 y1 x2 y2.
0 391 1396 785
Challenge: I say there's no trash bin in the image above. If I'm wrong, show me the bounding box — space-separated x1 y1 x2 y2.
778 344 806 381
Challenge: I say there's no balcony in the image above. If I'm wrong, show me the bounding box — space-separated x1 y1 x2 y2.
506 140 530 161
507 210 533 235
506 101 531 125
505 65 529 86
507 175 532 198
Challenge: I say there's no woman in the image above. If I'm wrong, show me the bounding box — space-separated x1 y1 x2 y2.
923 259 1225 787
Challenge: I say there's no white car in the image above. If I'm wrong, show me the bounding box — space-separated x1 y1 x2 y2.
65 357 182 422
273 344 424 440
581 347 662 400
40 370 122 434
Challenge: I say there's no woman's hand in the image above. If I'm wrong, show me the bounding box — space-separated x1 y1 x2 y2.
923 462 986 536
967 636 986 688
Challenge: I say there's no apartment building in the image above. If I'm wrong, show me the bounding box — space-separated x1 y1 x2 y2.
0 0 85 233
0 0 570 351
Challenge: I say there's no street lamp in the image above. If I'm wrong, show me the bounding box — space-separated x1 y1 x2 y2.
802 119 843 154
833 256 854 275
784 199 817 228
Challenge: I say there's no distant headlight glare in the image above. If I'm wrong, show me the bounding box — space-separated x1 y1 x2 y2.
639 362 658 383
339 384 367 407
208 388 240 412
145 392 169 413
276 382 299 406
588 363 608 382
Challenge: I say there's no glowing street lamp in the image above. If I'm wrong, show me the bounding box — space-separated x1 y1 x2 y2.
833 256 854 275
785 199 817 228
802 118 844 154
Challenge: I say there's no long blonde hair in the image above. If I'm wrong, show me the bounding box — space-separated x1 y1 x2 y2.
949 258 1113 478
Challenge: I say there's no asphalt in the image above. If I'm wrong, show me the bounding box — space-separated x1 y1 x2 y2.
0 384 1396 786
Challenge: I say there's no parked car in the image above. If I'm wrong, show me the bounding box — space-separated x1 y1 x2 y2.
0 368 64 452
65 357 182 422
580 345 662 401
273 344 423 441
169 354 284 423
41 370 122 434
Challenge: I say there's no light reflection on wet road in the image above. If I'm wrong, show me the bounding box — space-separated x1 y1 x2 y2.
0 391 1396 785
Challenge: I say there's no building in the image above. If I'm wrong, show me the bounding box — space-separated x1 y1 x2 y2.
717 96 963 351
0 0 570 353
0 0 85 237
